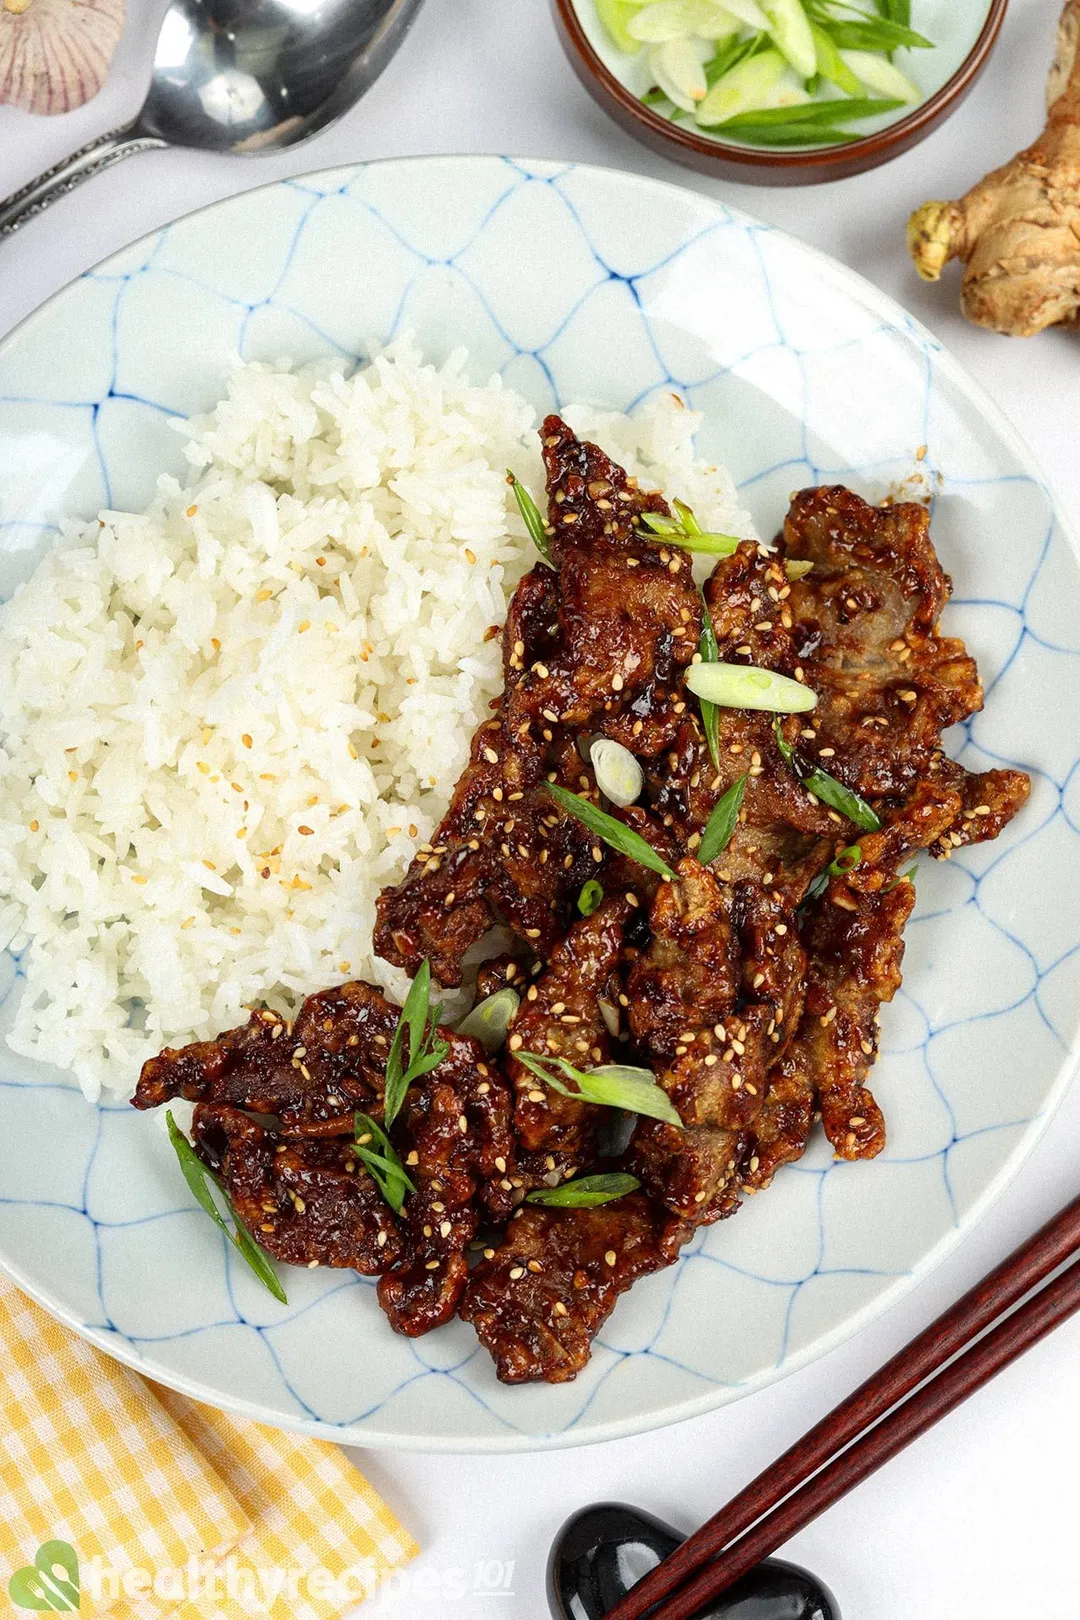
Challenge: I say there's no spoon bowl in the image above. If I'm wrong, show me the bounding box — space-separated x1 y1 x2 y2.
0 0 424 235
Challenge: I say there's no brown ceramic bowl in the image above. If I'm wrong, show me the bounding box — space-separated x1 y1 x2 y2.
552 0 1008 184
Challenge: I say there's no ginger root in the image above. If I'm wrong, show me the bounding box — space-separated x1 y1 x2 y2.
908 0 1080 336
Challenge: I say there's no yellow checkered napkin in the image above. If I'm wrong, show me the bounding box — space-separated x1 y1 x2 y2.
0 1275 417 1618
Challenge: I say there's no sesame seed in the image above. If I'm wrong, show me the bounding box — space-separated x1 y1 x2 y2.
604 1250 617 1267
509 1266 525 1280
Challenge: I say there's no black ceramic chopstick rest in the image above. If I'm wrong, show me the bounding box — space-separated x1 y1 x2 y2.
548 1502 840 1620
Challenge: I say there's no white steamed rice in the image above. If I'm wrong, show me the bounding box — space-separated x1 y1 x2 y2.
0 339 756 1100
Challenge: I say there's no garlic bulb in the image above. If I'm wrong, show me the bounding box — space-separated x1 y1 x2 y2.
1 0 126 116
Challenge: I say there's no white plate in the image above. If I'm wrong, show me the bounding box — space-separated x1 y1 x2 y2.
1 156 1077 1452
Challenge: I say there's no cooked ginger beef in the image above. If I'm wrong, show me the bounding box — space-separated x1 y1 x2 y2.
504 894 631 1189
192 1103 405 1272
459 1196 688 1383
373 416 702 985
135 979 515 1336
135 421 1029 1385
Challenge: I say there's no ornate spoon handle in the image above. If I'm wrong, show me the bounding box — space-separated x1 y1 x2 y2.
0 125 167 238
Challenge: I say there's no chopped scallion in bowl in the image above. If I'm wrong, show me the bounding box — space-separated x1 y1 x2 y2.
566 0 1008 161
593 0 930 147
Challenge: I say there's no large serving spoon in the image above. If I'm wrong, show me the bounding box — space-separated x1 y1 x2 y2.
0 0 425 237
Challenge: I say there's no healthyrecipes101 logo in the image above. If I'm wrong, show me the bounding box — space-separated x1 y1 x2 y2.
7 1542 80 1611
6 1544 516 1610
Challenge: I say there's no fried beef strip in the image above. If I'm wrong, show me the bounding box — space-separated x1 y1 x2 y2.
504 894 631 1189
781 877 916 1160
781 487 980 800
133 981 398 1128
378 1041 515 1335
374 417 702 984
135 977 515 1335
459 1196 688 1383
621 546 839 1226
191 1103 404 1272
625 859 796 1223
780 486 1030 840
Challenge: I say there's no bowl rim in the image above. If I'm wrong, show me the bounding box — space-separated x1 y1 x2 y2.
552 0 1009 175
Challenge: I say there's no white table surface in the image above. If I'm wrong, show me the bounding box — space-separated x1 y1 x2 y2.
2 2 1078 1615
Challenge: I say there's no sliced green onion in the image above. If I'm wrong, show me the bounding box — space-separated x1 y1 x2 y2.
806 841 862 901
773 722 799 771
705 28 767 85
519 1053 683 1127
721 0 771 25
649 38 710 112
640 510 740 555
641 87 684 117
761 0 816 78
698 774 748 866
630 0 733 42
717 125 859 145
810 20 863 92
578 879 605 917
697 588 721 771
816 15 931 51
719 94 903 125
354 1111 416 1214
685 661 818 714
596 0 644 53
506 471 552 564
773 716 797 769
590 737 644 809
803 766 881 830
546 783 676 880
457 986 521 1053
526 1173 642 1208
166 1112 288 1303
697 46 788 125
886 862 918 892
772 718 881 830
839 47 919 102
383 960 450 1128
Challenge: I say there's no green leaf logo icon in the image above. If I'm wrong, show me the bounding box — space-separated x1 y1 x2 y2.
8 1542 79 1611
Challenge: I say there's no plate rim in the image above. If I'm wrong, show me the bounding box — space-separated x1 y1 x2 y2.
1 151 1077 1453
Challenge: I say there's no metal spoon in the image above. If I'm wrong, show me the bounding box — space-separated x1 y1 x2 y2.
0 0 425 237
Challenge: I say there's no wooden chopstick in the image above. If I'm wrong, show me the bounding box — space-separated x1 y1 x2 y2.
604 1192 1080 1620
